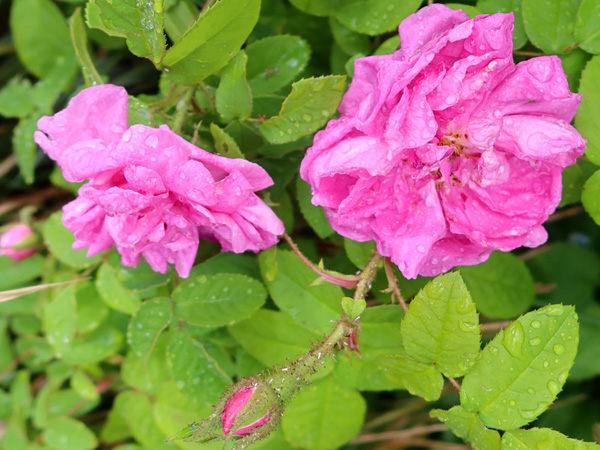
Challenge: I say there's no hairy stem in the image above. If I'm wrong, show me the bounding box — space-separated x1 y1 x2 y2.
354 252 383 301
172 86 197 134
383 257 407 311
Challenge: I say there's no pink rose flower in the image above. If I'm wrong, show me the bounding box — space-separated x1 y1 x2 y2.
35 85 284 278
0 224 36 261
300 5 586 279
221 384 273 436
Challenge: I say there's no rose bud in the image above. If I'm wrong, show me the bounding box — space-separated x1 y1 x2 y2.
222 383 275 436
0 224 37 261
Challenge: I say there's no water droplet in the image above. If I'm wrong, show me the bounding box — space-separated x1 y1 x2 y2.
145 134 158 148
553 344 564 355
528 337 541 346
531 320 541 329
543 304 564 316
547 380 560 396
489 346 499 355
509 400 516 406
503 321 524 358
519 402 548 420
527 387 536 395
123 129 132 142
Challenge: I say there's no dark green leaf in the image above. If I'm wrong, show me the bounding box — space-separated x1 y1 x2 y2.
0 254 44 291
246 35 311 96
330 18 371 55
282 375 366 450
501 428 600 449
161 0 260 84
296 176 334 239
461 304 579 430
216 51 252 121
258 249 343 334
576 56 600 165
44 417 98 450
288 0 337 16
344 239 377 270
569 305 600 380
13 115 40 184
582 169 600 225
260 75 346 144
70 7 103 86
431 406 501 450
0 77 34 118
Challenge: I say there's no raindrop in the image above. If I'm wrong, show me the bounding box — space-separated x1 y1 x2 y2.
503 321 524 358
553 344 564 355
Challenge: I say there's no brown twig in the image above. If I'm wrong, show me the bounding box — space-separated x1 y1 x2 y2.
547 206 583 222
519 244 551 260
383 257 407 312
0 154 17 179
352 423 448 444
447 377 461 392
373 438 471 450
480 321 510 334
0 186 70 217
0 349 33 382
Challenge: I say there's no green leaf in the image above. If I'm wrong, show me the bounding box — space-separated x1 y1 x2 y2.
461 304 579 430
43 286 77 357
282 375 366 450
167 328 231 403
44 417 98 450
216 51 252 121
189 252 260 280
10 0 75 78
100 392 132 443
246 35 311 96
374 35 399 55
161 0 261 84
341 297 365 319
96 262 141 314
377 355 443 401
70 370 99 401
296 176 334 239
0 389 11 420
258 249 343 334
288 0 337 16
329 18 371 55
445 3 482 19
70 7 103 86
260 75 346 144
461 252 535 319
228 309 320 367
44 212 104 269
570 305 600 380
401 273 481 377
128 297 171 359
476 0 527 49
122 335 170 393
582 169 600 224
501 428 600 449
575 0 600 54
0 254 44 291
0 318 14 373
13 114 40 184
120 391 171 449
522 0 579 54
560 163 585 207
91 0 165 63
62 324 124 364
0 77 34 118
431 406 501 450
334 305 406 391
334 0 421 36
344 239 377 270
210 123 245 159
576 56 600 165
75 281 109 333
172 273 266 327
560 48 592 93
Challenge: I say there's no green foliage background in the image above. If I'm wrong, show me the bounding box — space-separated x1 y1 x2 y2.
1 0 600 449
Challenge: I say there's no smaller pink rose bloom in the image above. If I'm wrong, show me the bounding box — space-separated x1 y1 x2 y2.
35 85 284 278
300 5 586 279
0 224 36 261
221 384 273 436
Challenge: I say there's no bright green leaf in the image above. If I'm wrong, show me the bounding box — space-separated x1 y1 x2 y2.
522 0 579 54
341 297 365 319
172 273 266 327
477 0 527 49
121 391 171 449
122 334 170 393
461 252 535 319
377 355 443 401
128 297 171 360
575 0 600 54
70 370 99 401
216 51 252 121
10 0 75 78
258 249 343 334
62 324 123 364
96 262 141 314
43 285 77 357
44 212 104 269
401 273 481 377
0 254 44 291
91 0 165 63
100 392 132 443
461 304 579 430
282 375 366 450
502 428 600 449
334 0 421 36
44 417 98 450
296 176 334 239
210 123 245 159
246 35 311 96
374 35 399 55
445 3 482 19
576 56 600 164
431 406 501 450
228 309 320 367
13 115 40 184
260 75 346 144
70 7 103 86
161 0 260 84
582 169 600 224
75 281 109 334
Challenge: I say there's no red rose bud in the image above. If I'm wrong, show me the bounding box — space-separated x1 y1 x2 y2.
221 383 275 436
0 224 37 261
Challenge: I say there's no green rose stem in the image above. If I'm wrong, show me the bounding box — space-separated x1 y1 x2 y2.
382 257 408 312
171 248 385 449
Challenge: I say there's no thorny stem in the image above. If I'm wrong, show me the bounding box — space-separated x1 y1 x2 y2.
354 252 383 301
172 86 197 134
282 233 361 288
447 376 461 392
383 257 407 312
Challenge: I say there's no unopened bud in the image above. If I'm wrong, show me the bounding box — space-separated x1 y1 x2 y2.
0 225 37 261
222 383 275 436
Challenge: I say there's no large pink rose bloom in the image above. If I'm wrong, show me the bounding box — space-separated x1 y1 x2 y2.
300 5 586 279
35 85 284 278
